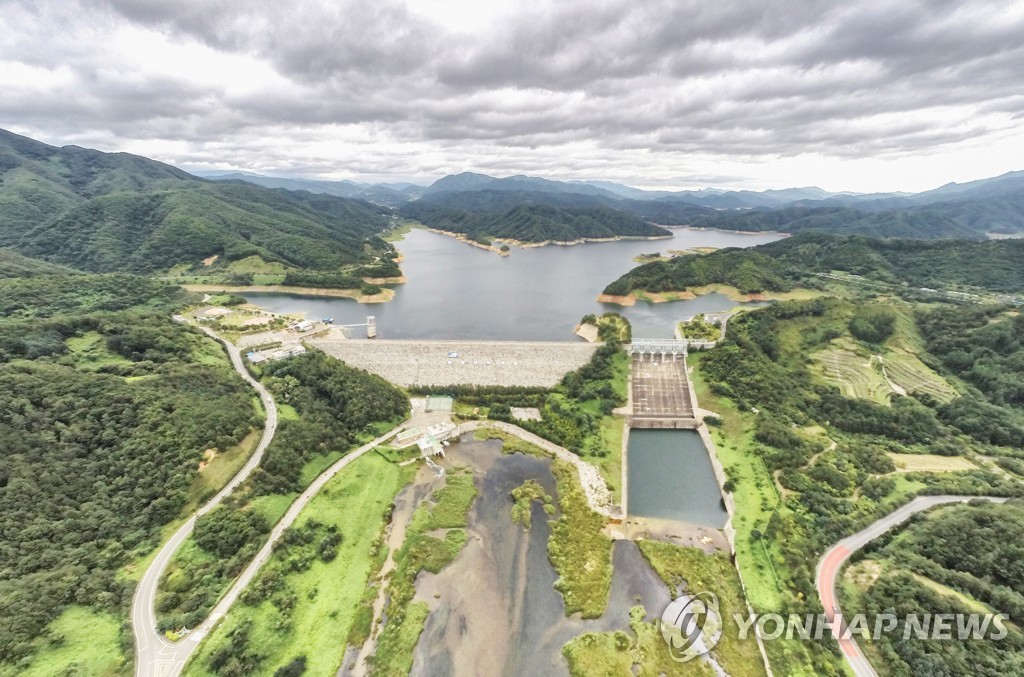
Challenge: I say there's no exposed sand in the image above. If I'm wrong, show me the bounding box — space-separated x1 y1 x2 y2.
596 294 636 306
181 284 396 303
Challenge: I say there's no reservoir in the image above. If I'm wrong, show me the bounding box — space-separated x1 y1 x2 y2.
243 227 783 340
627 429 728 527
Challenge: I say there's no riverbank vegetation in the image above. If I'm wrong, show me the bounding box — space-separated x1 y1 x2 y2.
0 274 255 673
156 351 408 631
561 541 765 677
639 541 767 677
843 500 1024 675
509 479 554 527
548 461 614 618
369 470 478 676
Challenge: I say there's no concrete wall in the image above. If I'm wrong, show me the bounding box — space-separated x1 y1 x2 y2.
310 339 599 387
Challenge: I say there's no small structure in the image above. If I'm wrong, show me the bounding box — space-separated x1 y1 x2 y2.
247 344 306 363
417 435 444 457
425 395 454 413
294 320 314 332
426 420 458 442
367 316 377 339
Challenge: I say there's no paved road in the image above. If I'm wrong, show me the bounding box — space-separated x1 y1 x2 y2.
132 328 407 676
132 329 279 677
815 495 1008 677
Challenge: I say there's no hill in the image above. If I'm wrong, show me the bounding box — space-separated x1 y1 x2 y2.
0 129 393 275
201 172 420 207
0 248 74 279
603 232 1024 296
402 198 671 243
684 194 1024 239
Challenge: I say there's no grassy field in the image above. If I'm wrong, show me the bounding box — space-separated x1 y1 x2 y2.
1 606 128 677
810 304 957 405
185 453 406 677
639 541 768 677
548 460 614 619
688 354 785 613
183 429 261 512
812 338 892 404
887 453 979 472
65 331 133 371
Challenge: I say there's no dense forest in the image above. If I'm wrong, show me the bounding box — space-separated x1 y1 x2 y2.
0 129 392 274
0 248 73 279
401 198 670 243
852 500 1024 675
603 248 792 296
604 232 1024 296
0 273 255 665
683 193 1024 239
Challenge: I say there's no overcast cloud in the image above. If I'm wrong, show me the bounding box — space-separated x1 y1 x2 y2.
2 0 1023 191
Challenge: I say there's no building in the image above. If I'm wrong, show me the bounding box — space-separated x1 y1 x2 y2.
417 435 444 457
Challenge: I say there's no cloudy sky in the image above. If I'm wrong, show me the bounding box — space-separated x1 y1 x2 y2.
3 0 1024 192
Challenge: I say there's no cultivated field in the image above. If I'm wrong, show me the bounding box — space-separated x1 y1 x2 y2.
887 453 979 472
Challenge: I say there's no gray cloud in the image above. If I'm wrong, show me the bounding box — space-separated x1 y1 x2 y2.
1 0 1023 189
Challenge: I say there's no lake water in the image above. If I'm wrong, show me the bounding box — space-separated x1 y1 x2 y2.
627 429 728 527
243 227 784 340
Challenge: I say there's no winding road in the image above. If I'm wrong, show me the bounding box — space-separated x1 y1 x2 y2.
132 329 279 676
131 329 405 676
815 495 1008 677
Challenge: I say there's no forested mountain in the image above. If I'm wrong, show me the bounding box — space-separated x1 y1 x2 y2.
0 129 392 273
0 274 255 664
603 232 1024 296
683 194 1024 239
202 172 420 206
0 248 74 279
402 199 670 243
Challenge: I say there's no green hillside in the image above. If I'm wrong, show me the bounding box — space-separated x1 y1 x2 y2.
0 129 391 275
604 232 1024 296
0 249 74 279
686 195 1024 239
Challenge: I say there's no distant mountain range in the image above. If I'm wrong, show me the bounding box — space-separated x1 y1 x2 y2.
0 129 394 274
205 167 1024 240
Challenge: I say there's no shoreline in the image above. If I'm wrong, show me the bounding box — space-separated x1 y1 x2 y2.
657 224 791 237
182 284 396 304
598 283 818 307
423 226 673 254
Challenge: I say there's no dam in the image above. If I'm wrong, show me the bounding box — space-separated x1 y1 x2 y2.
309 338 599 387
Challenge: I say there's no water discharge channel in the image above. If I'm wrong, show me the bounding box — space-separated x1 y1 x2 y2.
626 429 728 528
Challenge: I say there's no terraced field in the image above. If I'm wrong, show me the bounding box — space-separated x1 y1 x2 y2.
812 326 957 405
812 340 892 404
878 353 957 402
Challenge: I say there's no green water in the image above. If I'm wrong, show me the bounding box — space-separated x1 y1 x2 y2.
627 429 728 527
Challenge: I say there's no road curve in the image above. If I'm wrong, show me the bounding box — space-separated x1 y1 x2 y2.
816 495 1008 677
132 329 279 677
